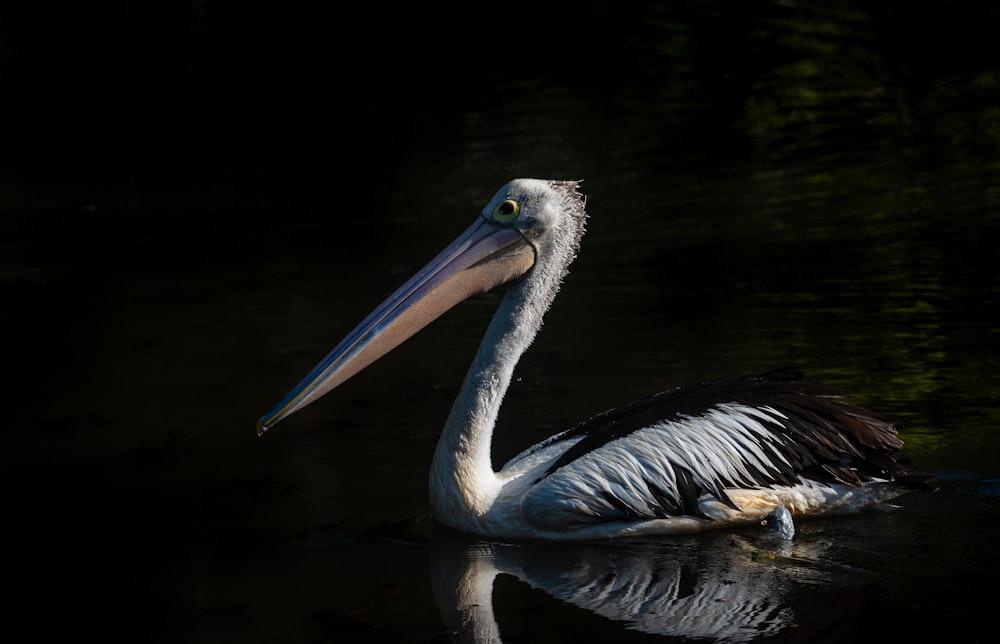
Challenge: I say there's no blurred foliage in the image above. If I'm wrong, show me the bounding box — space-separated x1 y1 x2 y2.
3 1 999 212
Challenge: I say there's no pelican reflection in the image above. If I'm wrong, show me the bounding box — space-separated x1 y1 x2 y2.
429 526 847 642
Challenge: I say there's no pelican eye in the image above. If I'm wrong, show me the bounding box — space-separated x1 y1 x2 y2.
492 199 520 223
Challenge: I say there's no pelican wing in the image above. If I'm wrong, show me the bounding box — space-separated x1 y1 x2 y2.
519 368 914 529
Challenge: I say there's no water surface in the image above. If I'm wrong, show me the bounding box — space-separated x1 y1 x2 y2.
4 1 1000 642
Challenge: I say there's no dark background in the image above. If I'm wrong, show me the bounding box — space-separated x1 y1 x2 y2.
5 1 998 219
4 1 999 641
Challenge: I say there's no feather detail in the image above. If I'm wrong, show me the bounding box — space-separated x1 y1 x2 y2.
516 368 930 529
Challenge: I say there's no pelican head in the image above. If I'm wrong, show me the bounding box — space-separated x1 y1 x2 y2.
258 179 585 435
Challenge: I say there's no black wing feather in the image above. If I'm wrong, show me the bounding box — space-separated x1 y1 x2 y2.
539 367 930 495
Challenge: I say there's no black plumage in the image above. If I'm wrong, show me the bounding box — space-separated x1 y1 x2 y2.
538 368 933 502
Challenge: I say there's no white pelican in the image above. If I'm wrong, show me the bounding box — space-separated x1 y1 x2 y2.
258 179 930 540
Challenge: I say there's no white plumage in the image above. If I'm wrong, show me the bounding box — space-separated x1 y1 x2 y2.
258 179 931 539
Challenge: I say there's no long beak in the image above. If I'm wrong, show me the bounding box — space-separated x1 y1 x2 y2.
257 217 536 435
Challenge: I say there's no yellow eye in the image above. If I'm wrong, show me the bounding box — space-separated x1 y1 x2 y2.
492 199 520 223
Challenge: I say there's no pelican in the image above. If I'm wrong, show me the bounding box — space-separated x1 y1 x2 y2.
258 179 930 540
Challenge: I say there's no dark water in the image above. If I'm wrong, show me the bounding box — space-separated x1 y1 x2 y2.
5 1 1000 641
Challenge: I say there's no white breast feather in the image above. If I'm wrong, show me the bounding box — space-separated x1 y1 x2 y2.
521 403 804 530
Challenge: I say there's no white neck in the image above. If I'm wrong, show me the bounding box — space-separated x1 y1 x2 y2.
428 276 550 530
427 180 586 532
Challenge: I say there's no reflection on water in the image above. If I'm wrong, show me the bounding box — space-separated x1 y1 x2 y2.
431 530 803 642
429 517 919 643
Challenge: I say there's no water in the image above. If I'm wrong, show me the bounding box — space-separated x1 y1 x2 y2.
5 1 1000 641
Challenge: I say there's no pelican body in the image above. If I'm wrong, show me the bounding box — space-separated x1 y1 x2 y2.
258 179 928 540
